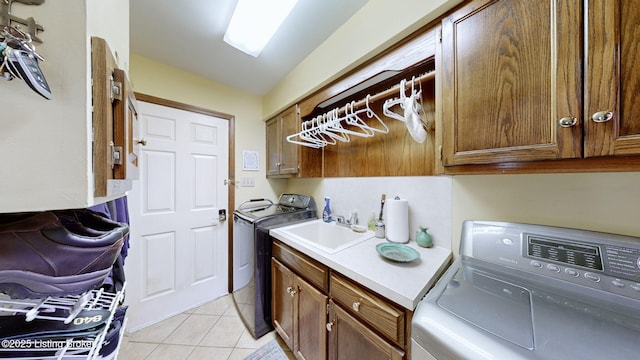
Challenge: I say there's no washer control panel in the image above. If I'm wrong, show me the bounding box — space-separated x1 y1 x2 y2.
462 221 640 301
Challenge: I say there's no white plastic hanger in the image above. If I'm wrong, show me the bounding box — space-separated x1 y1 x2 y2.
321 111 350 143
343 101 375 137
382 79 407 121
363 94 389 134
403 77 427 143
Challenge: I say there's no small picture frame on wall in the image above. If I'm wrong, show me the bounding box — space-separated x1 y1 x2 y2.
243 150 259 171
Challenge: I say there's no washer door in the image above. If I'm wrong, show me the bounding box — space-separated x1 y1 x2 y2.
437 268 534 350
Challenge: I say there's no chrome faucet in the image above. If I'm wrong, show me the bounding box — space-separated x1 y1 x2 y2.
335 215 349 227
335 211 358 227
349 210 359 226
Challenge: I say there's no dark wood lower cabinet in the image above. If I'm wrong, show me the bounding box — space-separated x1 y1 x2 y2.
272 258 295 349
272 241 407 359
272 258 328 360
328 300 404 360
295 276 328 360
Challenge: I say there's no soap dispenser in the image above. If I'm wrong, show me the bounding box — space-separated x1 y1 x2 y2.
322 197 332 222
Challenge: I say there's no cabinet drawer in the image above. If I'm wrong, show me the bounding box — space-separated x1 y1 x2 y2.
330 273 405 347
272 240 329 292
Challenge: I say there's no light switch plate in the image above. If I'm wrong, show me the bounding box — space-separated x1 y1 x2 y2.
240 177 255 187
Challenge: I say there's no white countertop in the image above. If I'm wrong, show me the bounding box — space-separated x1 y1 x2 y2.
270 220 452 310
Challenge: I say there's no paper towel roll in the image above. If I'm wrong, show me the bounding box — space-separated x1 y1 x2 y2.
386 198 409 243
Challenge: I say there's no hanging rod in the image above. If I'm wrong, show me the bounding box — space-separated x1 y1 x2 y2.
287 71 435 148
321 70 435 118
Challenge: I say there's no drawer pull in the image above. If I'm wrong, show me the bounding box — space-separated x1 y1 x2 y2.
352 301 361 312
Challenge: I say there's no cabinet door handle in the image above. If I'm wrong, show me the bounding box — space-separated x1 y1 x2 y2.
135 138 147 146
326 321 335 332
352 302 361 312
558 116 577 128
591 111 614 123
286 286 296 297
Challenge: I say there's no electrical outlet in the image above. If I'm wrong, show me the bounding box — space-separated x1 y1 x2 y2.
240 177 255 187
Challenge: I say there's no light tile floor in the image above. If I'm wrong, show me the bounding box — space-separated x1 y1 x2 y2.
118 294 294 360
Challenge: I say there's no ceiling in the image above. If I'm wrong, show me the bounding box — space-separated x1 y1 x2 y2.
130 0 369 96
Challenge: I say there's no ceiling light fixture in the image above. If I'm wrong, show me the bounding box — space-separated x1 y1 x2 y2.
224 0 299 57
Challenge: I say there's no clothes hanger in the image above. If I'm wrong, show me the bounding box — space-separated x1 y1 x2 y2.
287 118 325 148
403 76 427 143
342 101 375 137
363 94 389 134
325 105 368 139
308 115 336 146
320 110 349 143
383 79 407 121
301 117 330 147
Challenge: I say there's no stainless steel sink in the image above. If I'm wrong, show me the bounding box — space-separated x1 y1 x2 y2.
277 219 374 254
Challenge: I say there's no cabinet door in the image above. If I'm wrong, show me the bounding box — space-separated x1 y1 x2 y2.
266 117 281 176
440 0 582 165
293 277 328 360
92 37 118 197
272 258 295 349
328 300 404 360
279 105 300 175
584 0 640 156
113 68 140 180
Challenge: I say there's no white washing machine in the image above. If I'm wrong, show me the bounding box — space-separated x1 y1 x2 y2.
412 221 640 359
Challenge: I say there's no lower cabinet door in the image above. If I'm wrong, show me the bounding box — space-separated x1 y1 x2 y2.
294 276 328 360
328 300 404 360
272 258 295 349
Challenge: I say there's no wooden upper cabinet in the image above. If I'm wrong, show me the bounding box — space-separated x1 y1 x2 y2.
266 105 300 177
279 105 301 175
266 117 282 177
584 0 640 157
440 0 582 166
266 104 322 178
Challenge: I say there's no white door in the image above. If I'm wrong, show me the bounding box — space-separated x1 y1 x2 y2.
125 101 229 331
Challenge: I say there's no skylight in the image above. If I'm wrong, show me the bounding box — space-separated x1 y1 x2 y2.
224 0 299 57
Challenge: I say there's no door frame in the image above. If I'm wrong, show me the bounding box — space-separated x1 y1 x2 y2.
134 93 236 294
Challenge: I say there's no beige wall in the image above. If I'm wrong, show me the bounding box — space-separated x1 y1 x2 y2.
88 0 129 71
262 0 464 118
451 173 640 254
129 54 286 204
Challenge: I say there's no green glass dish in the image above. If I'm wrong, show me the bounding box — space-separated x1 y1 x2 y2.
376 243 420 263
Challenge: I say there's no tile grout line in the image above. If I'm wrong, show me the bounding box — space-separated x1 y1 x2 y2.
122 294 292 359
